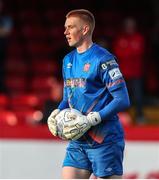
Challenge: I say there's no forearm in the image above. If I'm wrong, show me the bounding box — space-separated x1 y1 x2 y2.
58 100 69 110
99 86 130 120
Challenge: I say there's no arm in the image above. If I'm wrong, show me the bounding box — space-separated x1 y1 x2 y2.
48 57 69 137
58 58 69 110
58 99 69 110
58 76 69 110
99 86 130 120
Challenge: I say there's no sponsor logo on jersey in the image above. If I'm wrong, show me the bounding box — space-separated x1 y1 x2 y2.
83 63 90 72
108 68 122 80
67 63 72 68
101 59 118 70
64 78 86 88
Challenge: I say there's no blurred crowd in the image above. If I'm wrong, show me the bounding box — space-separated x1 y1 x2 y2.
0 0 159 126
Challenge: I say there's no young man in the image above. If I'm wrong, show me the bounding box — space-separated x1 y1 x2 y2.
48 9 130 179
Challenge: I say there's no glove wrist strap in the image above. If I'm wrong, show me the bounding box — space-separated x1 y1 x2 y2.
87 112 101 126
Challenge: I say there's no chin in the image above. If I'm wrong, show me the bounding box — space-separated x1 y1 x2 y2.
68 42 76 47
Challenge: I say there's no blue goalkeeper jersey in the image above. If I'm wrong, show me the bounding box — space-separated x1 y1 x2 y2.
58 43 130 143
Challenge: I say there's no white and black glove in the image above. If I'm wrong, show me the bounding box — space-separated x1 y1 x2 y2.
47 109 60 136
63 112 102 140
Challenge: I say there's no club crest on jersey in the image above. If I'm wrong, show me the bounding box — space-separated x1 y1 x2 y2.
83 63 90 72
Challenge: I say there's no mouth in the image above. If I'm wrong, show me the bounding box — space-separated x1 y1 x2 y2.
66 36 71 42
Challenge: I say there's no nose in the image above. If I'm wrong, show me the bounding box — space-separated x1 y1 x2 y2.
64 28 68 35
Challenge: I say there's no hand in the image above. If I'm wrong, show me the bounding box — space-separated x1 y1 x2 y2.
87 112 102 126
63 112 101 140
47 109 60 136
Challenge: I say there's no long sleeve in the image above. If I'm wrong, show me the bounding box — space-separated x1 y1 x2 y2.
58 99 69 110
99 86 130 120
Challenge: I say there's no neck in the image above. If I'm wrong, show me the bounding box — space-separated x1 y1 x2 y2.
77 38 93 53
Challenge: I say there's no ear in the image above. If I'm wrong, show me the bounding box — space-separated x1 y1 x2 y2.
82 25 90 35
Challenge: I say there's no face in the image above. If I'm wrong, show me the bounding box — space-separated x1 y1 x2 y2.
64 16 87 47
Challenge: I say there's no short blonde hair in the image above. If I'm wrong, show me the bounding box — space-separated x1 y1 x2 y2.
66 9 95 35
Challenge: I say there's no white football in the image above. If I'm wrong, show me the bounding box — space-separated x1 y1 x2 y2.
55 108 82 139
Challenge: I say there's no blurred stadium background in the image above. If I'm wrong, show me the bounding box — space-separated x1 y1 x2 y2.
0 0 159 178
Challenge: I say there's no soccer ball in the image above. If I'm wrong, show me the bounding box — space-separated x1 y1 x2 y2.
55 108 82 139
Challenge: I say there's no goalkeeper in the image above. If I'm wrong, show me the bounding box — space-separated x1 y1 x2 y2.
48 9 130 179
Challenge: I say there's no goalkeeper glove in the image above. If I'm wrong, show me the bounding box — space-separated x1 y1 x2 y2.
63 112 101 140
47 109 60 136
